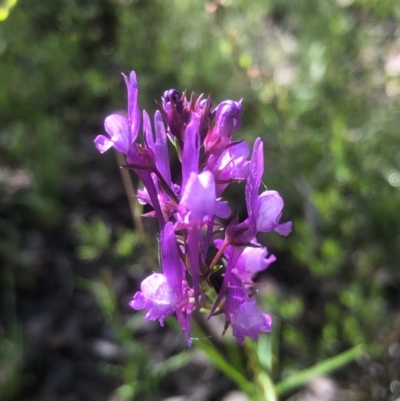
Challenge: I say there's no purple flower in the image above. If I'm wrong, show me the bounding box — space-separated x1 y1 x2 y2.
210 138 290 316
130 222 193 345
179 170 230 305
225 272 272 344
179 171 231 224
162 89 184 144
256 190 292 235
205 100 243 161
94 71 140 155
94 114 130 154
209 141 250 196
214 100 242 138
130 273 177 325
215 239 276 285
244 138 292 237
96 70 293 346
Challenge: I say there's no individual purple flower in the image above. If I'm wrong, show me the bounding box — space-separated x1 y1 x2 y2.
162 89 185 144
130 222 193 345
244 138 292 237
214 100 242 137
209 141 250 196
256 190 292 235
210 138 291 316
94 114 130 154
179 171 231 224
179 170 230 305
130 273 177 325
94 71 169 229
225 272 272 344
215 239 276 285
94 71 140 155
198 96 214 140
204 100 242 158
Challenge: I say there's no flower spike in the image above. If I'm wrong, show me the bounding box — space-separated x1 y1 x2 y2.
95 70 292 346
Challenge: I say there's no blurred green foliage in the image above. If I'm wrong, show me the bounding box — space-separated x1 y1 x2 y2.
1 0 400 400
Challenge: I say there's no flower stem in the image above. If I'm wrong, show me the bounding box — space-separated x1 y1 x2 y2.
208 238 230 271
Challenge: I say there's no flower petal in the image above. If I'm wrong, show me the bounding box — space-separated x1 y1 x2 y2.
123 71 141 142
180 171 230 223
104 114 130 154
94 135 114 154
245 138 264 219
182 113 200 191
256 190 284 232
130 273 177 326
274 221 292 236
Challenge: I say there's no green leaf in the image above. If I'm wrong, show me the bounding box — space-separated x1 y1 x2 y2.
257 371 278 401
275 344 365 396
195 339 254 395
149 350 192 380
167 318 253 394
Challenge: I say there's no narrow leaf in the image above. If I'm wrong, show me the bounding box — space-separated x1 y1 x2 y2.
275 344 365 396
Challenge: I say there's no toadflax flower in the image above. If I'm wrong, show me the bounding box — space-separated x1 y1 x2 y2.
95 70 292 346
225 272 272 344
130 222 193 345
244 138 292 237
214 239 276 285
94 71 140 155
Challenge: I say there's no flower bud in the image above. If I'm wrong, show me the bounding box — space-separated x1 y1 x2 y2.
204 100 242 156
162 89 184 141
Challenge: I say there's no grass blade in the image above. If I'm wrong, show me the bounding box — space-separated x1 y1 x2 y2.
275 344 365 396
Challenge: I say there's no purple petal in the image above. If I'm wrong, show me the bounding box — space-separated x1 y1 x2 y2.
182 113 200 191
104 114 130 154
154 111 172 185
179 171 230 223
161 222 184 292
225 272 272 344
204 100 243 163
256 190 284 232
275 221 292 236
209 245 245 317
122 71 140 142
143 110 155 152
214 100 243 139
245 138 264 220
162 89 184 142
213 143 250 196
94 135 114 154
129 273 177 326
187 225 201 305
176 308 192 347
235 241 276 283
230 302 272 344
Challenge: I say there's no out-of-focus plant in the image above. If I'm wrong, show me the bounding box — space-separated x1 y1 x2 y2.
0 0 18 21
75 271 192 401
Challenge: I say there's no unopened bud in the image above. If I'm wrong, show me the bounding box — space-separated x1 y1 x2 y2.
162 89 184 141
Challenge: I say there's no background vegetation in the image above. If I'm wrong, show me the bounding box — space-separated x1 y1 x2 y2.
0 0 399 400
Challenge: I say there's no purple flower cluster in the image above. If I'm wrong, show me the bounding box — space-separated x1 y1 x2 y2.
94 71 292 346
